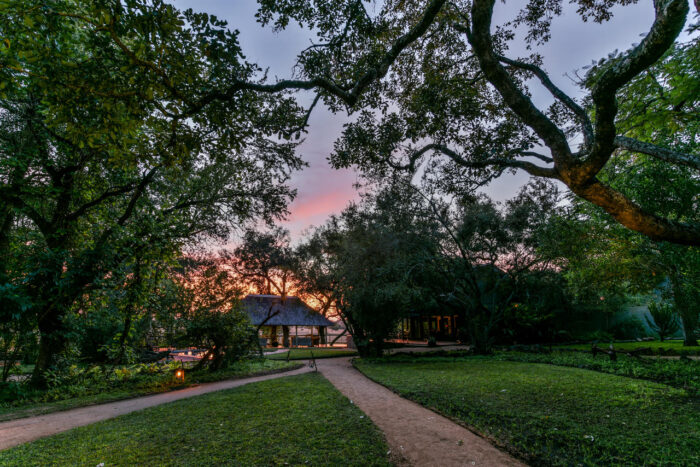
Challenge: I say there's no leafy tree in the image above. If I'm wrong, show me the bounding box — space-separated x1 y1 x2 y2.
173 257 255 371
256 0 700 244
226 228 299 297
301 182 442 356
0 1 306 386
433 180 565 353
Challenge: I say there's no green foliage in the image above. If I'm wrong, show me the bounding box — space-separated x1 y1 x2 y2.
227 227 298 296
301 181 442 357
608 316 647 340
0 0 306 384
441 180 566 353
356 356 700 466
0 374 391 466
646 300 681 341
171 257 257 371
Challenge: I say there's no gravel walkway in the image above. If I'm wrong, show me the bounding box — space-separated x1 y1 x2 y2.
0 365 312 451
317 357 524 467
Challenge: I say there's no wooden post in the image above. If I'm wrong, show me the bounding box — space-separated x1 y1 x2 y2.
282 325 290 348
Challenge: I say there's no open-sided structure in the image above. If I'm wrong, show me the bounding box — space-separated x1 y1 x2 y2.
242 294 334 347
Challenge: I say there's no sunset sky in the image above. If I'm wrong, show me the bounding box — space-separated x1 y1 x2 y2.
174 0 662 242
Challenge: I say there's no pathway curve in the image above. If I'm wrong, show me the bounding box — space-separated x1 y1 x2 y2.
0 365 312 451
316 357 524 467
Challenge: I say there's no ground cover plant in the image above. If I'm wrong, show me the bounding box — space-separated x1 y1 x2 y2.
355 356 700 466
0 373 391 466
266 348 358 360
0 359 298 422
551 340 700 355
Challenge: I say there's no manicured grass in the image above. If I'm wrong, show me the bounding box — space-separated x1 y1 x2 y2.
266 348 357 360
496 350 700 395
0 373 391 466
553 339 700 355
355 357 700 466
0 359 299 422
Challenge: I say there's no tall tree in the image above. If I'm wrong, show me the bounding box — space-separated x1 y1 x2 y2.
226 228 298 297
0 1 306 385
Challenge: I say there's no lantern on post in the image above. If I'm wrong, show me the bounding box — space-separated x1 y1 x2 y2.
174 362 185 383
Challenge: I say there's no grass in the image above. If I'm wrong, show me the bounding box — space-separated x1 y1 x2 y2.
387 349 700 395
355 356 700 466
0 359 299 422
552 339 700 355
266 348 357 360
0 373 391 466
496 350 700 395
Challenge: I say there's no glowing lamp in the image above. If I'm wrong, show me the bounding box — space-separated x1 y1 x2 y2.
174 367 185 382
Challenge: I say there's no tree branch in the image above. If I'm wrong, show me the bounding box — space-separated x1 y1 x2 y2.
164 0 448 115
67 183 138 221
469 0 573 167
572 177 700 246
403 143 558 178
496 54 594 148
614 136 700 170
585 0 689 177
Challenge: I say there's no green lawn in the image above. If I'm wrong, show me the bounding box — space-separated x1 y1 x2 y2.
355 357 700 466
266 348 357 360
553 339 700 355
0 359 299 422
0 373 390 466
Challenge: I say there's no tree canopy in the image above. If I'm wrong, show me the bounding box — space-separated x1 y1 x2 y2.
256 0 700 245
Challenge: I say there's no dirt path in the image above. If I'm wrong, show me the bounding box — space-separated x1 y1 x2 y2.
0 366 312 451
316 357 524 467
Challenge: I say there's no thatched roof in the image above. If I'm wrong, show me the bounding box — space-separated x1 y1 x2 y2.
242 295 334 327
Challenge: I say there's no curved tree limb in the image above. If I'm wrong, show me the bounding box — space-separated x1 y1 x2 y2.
572 177 700 245
469 0 573 168
395 143 558 178
466 0 697 246
614 136 700 170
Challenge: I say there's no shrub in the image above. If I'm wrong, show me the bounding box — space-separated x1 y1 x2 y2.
646 301 680 341
608 316 646 340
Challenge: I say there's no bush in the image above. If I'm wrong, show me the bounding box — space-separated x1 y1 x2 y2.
646 301 680 341
608 316 646 340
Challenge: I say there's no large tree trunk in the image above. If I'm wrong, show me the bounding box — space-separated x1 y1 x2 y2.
31 306 68 388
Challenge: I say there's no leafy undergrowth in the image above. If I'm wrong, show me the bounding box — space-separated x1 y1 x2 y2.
552 340 700 355
0 373 390 466
355 357 700 466
266 348 358 360
0 359 299 422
